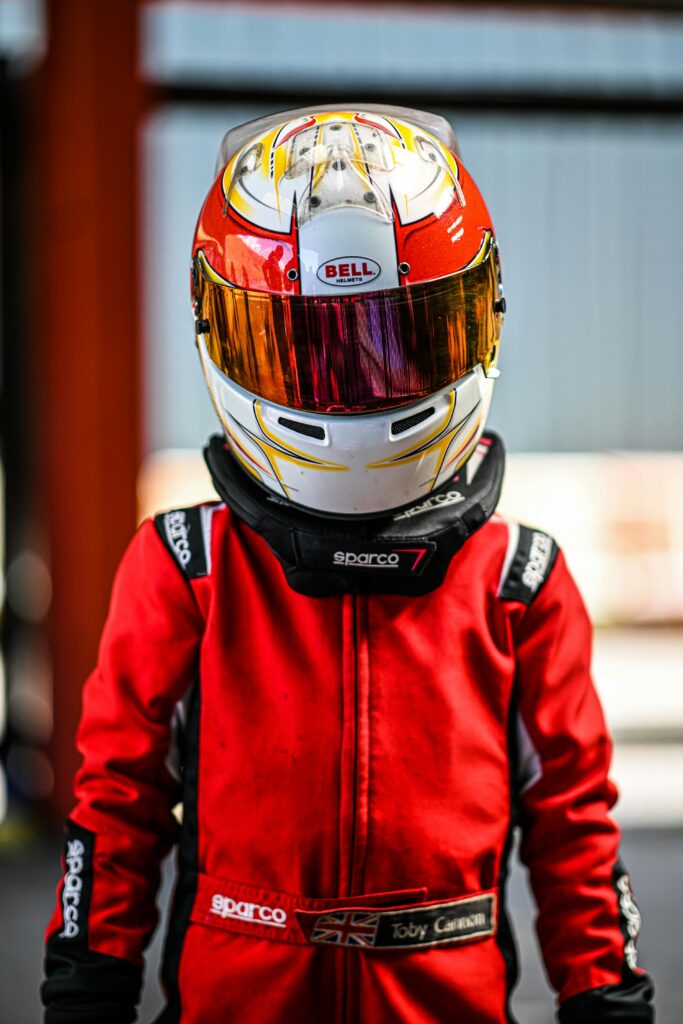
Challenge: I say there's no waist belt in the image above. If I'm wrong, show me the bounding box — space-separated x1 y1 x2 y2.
190 872 497 952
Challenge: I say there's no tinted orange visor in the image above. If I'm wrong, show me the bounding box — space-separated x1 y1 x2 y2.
194 244 502 414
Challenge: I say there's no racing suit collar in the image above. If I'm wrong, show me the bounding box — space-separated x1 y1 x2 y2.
204 432 505 597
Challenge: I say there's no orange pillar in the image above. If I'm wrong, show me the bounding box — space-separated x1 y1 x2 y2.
35 0 146 821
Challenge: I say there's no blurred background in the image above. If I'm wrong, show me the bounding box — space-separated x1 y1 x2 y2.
1 0 681 1021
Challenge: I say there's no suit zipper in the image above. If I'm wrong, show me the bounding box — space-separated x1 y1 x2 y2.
349 592 360 877
344 593 363 1024
340 592 370 1023
339 592 361 1024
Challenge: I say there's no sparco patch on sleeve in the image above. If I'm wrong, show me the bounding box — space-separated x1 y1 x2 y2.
498 524 558 605
58 820 95 946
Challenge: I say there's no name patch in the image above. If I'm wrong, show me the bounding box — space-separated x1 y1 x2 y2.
304 892 496 951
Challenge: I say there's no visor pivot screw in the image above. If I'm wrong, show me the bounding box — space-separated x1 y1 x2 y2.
364 191 376 204
398 262 411 276
310 195 321 208
286 268 299 281
364 143 376 152
196 319 210 335
494 297 507 314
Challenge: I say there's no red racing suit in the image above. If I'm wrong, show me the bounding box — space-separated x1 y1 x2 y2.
43 502 653 1023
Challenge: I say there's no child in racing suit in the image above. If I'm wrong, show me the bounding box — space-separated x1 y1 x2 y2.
42 106 655 1024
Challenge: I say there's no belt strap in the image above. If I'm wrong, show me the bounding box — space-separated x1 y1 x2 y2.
191 872 497 951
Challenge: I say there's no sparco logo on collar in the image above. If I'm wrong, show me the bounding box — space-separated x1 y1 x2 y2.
59 839 85 939
333 548 429 572
317 257 381 287
393 490 465 521
522 531 553 593
165 510 192 568
211 893 288 929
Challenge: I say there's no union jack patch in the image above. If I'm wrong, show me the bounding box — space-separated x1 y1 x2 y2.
310 911 379 948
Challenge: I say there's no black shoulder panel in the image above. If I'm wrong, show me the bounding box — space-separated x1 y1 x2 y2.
498 524 558 605
154 505 216 580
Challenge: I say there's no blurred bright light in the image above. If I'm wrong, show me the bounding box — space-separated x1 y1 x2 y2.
0 0 45 64
0 654 6 741
612 744 683 829
499 453 683 626
6 550 52 623
6 633 53 744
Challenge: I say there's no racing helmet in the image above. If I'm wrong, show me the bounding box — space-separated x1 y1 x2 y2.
192 105 505 516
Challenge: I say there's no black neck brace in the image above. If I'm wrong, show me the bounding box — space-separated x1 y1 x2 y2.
204 433 505 597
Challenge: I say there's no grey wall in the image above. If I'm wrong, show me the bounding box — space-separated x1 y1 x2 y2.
141 4 683 96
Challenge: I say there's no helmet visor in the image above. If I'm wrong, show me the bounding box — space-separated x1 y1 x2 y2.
194 242 502 414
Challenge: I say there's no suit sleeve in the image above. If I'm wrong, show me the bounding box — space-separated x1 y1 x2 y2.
42 519 204 1024
512 549 654 1022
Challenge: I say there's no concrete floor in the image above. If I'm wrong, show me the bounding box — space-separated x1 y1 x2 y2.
2 828 677 1024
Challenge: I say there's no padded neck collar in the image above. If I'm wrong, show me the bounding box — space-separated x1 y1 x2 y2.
204 433 505 597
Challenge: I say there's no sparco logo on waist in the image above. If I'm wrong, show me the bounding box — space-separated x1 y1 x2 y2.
317 257 381 287
165 510 191 568
59 839 85 939
210 893 287 929
333 548 428 572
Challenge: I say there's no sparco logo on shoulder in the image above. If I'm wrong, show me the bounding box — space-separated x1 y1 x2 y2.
317 257 381 287
60 839 85 939
165 510 191 568
522 532 552 593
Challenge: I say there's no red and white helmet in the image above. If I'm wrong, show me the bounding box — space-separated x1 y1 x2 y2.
192 105 504 516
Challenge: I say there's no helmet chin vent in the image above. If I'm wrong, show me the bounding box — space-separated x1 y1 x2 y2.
277 416 326 440
390 406 435 436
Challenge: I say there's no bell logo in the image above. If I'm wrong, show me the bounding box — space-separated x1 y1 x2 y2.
317 257 381 287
